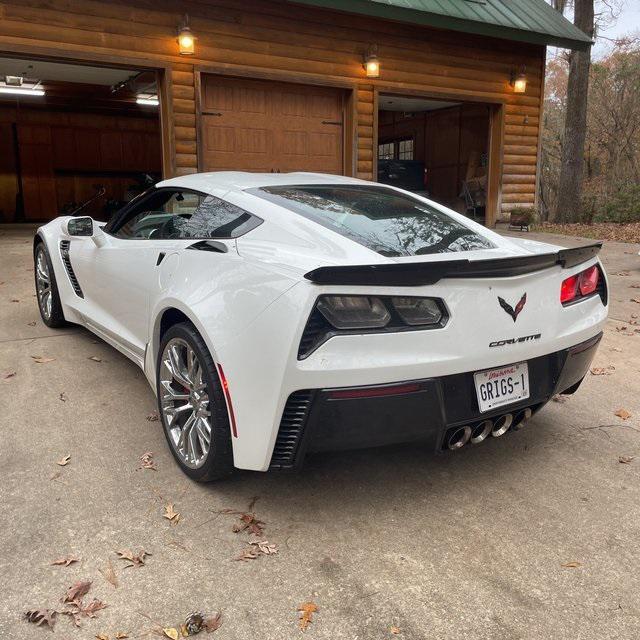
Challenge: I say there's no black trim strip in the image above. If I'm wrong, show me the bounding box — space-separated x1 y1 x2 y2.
304 243 602 287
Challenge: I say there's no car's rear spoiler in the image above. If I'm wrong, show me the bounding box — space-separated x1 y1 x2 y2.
304 243 602 287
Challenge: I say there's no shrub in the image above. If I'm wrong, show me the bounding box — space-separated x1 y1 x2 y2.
595 184 640 223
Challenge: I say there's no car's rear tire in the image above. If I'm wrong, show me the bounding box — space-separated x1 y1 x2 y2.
34 241 67 328
156 322 234 481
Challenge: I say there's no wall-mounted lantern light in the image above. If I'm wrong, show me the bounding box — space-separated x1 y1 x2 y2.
363 46 380 78
177 14 196 56
510 67 527 94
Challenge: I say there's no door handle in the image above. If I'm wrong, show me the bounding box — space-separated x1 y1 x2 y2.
156 252 166 266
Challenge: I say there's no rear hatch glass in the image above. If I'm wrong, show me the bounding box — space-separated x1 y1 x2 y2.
247 184 494 257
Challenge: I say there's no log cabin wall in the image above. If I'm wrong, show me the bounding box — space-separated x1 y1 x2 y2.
0 0 545 225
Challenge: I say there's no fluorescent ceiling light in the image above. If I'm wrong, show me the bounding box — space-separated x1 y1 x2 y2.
136 96 159 106
0 87 45 96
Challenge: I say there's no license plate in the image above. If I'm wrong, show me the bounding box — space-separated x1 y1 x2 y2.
474 362 530 413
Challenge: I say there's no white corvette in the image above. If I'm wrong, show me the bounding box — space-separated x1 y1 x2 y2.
34 172 608 480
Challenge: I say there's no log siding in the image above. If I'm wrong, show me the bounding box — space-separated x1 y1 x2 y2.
0 0 545 224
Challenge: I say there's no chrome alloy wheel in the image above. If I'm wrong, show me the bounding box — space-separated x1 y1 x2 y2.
159 337 213 469
35 247 52 320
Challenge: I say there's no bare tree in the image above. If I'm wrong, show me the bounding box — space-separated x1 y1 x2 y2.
553 0 595 222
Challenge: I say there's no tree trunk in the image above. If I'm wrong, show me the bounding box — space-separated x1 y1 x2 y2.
553 0 594 222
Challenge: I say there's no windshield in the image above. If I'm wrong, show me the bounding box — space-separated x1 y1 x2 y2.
248 185 494 256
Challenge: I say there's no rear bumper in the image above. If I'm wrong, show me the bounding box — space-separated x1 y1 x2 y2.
269 332 602 469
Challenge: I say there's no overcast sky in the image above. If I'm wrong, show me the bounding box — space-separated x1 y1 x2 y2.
591 0 640 57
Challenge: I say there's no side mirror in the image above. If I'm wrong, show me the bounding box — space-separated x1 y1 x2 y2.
65 217 94 237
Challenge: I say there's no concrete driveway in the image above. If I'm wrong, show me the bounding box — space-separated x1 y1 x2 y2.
1 225 639 640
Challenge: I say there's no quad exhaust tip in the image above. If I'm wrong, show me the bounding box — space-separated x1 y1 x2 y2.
447 425 472 451
470 420 493 444
491 413 513 437
512 407 533 431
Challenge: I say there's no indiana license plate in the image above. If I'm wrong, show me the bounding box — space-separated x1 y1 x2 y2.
474 362 530 413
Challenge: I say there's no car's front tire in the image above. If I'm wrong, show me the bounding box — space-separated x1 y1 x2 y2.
156 322 234 481
34 241 67 328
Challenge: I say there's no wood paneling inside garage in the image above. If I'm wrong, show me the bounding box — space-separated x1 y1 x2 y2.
0 106 160 221
200 75 344 174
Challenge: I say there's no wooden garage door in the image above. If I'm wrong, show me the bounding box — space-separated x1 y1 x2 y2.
200 75 344 174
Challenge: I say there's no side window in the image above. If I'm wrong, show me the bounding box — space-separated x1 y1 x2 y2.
164 195 262 239
112 190 202 239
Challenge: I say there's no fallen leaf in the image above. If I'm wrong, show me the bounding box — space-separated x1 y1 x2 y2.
64 579 92 603
78 599 107 618
616 325 627 332
1 370 16 380
115 633 129 639
163 628 179 640
96 634 110 640
590 366 615 376
11 298 19 302
64 598 107 624
390 627 401 635
234 547 259 562
619 456 635 464
561 561 582 568
163 503 180 524
52 555 79 567
25 609 57 629
56 454 71 466
99 559 118 588
146 411 159 422
226 511 265 537
249 540 278 555
139 451 157 471
203 613 222 633
221 498 266 537
631 284 640 289
88 356 102 362
616 271 630 276
632 298 640 304
115 548 150 568
27 321 36 326
552 395 568 403
297 602 318 632
615 409 632 420
31 355 56 363
59 392 68 402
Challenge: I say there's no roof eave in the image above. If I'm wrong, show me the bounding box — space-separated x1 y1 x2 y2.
289 0 593 51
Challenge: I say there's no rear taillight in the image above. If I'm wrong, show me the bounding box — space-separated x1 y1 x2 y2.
561 265 601 305
560 275 579 304
578 265 599 296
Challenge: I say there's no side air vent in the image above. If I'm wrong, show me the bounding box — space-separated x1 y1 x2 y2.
59 240 84 298
269 390 315 470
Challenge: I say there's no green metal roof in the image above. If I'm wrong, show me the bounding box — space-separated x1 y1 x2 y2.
290 0 593 50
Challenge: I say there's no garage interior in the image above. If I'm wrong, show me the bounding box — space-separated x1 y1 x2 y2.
377 94 491 222
0 57 162 224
